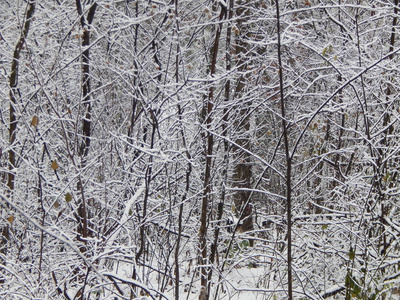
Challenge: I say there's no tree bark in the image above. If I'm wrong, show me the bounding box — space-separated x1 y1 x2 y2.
276 1 293 299
231 0 253 236
8 0 36 192
377 0 398 256
3 0 36 256
75 0 97 246
198 3 226 300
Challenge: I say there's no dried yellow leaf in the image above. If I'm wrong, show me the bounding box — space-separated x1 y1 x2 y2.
51 160 59 170
65 193 72 203
31 115 39 127
7 215 14 224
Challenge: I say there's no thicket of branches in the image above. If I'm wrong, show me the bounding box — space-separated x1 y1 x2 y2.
1 1 400 299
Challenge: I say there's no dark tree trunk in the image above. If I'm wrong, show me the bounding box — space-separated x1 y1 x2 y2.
198 3 226 300
276 1 293 299
3 0 36 257
75 0 97 246
232 0 253 236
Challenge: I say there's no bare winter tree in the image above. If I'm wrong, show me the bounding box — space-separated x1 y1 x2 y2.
3 1 400 299
2 0 36 256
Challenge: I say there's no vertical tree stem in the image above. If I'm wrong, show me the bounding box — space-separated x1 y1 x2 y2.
199 4 226 299
8 0 36 192
75 0 97 247
275 1 293 299
3 0 36 257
